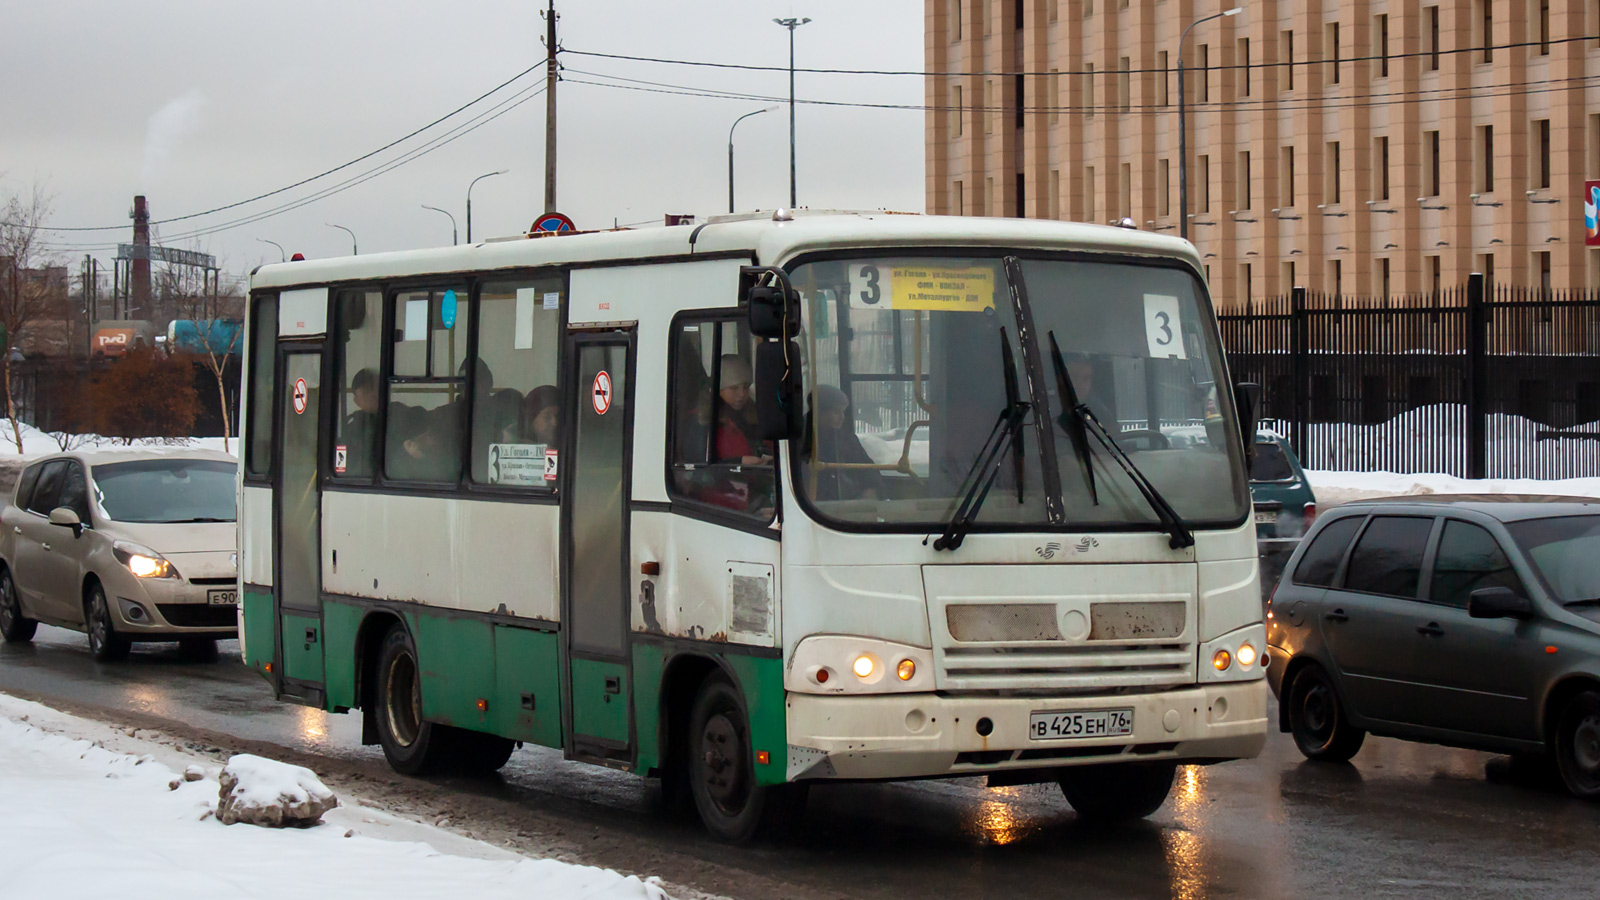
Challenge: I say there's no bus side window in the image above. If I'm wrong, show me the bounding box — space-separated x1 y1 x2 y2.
667 316 774 520
245 293 278 477
470 276 563 488
384 287 471 485
333 290 383 479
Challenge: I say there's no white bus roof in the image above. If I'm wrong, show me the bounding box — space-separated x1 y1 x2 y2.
249 212 1203 291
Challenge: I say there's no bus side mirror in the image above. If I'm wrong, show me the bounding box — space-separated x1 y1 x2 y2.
1233 382 1261 463
747 283 800 338
754 340 804 441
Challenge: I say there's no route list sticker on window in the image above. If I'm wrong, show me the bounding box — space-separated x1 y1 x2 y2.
1143 294 1186 359
847 263 995 312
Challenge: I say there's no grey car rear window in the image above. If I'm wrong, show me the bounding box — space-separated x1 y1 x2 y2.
1293 516 1363 587
1345 516 1434 599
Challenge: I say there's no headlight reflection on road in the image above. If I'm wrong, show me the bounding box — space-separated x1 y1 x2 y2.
296 705 328 743
970 786 1033 846
1162 765 1209 900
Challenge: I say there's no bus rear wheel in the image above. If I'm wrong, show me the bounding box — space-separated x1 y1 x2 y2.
687 673 806 842
1059 761 1178 821
374 624 451 776
454 730 516 775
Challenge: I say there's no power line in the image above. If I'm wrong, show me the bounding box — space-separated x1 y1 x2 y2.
20 61 546 234
564 33 1600 78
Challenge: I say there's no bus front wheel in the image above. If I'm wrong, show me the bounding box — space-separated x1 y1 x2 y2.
687 673 806 842
1059 761 1177 821
375 624 451 776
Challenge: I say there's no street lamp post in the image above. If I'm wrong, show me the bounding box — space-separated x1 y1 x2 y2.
256 238 286 262
1178 7 1243 242
773 17 811 209
422 205 459 246
326 223 358 256
466 170 509 243
728 106 778 213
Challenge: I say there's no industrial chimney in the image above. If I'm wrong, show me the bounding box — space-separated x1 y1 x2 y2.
131 195 151 316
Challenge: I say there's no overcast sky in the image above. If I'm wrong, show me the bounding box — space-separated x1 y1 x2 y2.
1 0 925 284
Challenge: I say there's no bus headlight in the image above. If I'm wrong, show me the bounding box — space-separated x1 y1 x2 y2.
787 636 933 695
1199 624 1267 683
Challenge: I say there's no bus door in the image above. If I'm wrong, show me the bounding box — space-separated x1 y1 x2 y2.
561 329 635 764
274 343 325 698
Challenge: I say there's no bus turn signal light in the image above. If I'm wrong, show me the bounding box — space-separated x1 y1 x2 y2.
1212 649 1232 671
897 659 916 681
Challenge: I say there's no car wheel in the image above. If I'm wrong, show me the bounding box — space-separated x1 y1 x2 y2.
1554 690 1600 800
0 567 36 644
85 583 131 661
373 623 451 776
1287 663 1365 762
687 673 806 842
1059 761 1178 821
178 637 218 661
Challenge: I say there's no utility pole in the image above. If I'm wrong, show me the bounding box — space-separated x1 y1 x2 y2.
543 0 559 213
774 17 812 209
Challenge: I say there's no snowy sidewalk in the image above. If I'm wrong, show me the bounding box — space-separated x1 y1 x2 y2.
0 694 672 900
1307 469 1600 509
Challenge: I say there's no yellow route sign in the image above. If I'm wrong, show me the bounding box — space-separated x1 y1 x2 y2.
848 263 997 312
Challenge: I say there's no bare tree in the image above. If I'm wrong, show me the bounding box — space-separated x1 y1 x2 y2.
0 182 56 452
163 254 243 452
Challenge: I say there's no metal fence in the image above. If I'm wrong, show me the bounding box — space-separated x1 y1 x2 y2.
1219 274 1600 479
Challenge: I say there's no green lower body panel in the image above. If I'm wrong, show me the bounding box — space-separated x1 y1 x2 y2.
632 643 788 786
280 612 324 684
491 626 563 748
570 657 630 744
415 614 496 732
241 589 274 677
320 601 362 712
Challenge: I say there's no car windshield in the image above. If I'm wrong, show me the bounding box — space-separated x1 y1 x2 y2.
92 459 237 524
1250 441 1295 482
789 254 1248 531
1505 515 1600 602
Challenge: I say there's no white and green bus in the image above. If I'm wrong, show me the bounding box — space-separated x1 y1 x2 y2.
239 211 1267 841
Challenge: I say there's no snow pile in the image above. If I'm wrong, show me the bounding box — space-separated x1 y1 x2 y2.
217 753 338 827
0 701 674 900
1306 469 1600 509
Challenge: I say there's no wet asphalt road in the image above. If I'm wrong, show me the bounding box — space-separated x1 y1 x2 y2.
3 626 1598 900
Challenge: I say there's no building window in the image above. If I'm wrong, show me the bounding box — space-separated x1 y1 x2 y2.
986 176 995 215
1198 154 1211 212
951 85 963 137
1050 169 1061 219
984 80 994 134
1326 23 1340 85
1283 261 1296 290
1375 15 1389 78
1478 124 1495 193
1380 258 1391 298
1238 38 1251 97
1481 0 1494 63
1326 141 1342 204
1120 163 1132 218
1427 256 1442 298
1537 251 1553 295
1048 0 1058 22
953 180 964 215
1375 136 1390 201
1198 45 1210 103
952 0 962 40
1118 57 1131 112
1017 172 1026 218
1085 166 1096 221
1048 70 1060 124
1158 158 1171 216
1538 0 1550 54
1281 31 1294 91
1238 151 1252 210
1332 259 1343 297
1281 146 1296 207
1241 264 1253 305
1535 119 1551 189
1479 253 1496 292
1426 130 1442 196
1084 63 1095 118
1427 7 1441 70
1015 72 1025 129
1157 51 1170 106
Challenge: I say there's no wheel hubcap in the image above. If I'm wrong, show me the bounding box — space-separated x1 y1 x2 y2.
1301 683 1334 743
89 596 108 650
385 651 422 748
0 577 14 631
1572 714 1600 780
700 712 746 812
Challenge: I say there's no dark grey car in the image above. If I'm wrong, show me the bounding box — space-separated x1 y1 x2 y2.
1266 495 1600 799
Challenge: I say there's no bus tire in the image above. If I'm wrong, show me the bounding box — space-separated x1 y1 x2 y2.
454 730 516 775
688 673 789 843
0 567 36 644
374 624 451 776
1059 761 1177 821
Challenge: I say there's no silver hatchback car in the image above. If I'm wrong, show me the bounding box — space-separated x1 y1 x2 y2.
0 449 238 660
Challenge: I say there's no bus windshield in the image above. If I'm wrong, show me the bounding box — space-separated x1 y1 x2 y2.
790 254 1249 533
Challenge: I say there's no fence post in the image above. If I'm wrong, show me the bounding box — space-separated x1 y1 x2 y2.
1466 272 1487 479
1291 286 1308 461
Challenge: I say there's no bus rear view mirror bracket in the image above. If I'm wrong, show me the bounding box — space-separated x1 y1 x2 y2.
741 266 801 339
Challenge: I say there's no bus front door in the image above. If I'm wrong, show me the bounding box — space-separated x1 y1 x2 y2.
561 332 634 764
275 345 325 699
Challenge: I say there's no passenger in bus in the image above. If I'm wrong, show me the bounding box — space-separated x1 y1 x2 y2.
523 384 561 446
481 388 524 445
714 355 771 466
343 368 381 468
1065 352 1115 425
804 385 882 502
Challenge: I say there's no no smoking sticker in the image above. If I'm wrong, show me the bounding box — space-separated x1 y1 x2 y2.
592 370 613 415
292 378 309 415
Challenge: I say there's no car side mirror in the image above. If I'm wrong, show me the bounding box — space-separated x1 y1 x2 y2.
1468 586 1534 620
47 507 83 538
1233 382 1262 464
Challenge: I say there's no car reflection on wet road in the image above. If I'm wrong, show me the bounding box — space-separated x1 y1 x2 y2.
3 625 1597 900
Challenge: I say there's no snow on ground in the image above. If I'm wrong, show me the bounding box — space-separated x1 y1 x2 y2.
1306 469 1600 509
0 693 672 900
0 419 233 458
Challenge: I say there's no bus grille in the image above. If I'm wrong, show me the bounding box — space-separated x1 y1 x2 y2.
938 642 1195 692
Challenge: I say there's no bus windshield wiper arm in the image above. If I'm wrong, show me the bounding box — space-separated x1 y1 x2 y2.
1046 331 1194 550
932 329 1029 552
1046 333 1098 506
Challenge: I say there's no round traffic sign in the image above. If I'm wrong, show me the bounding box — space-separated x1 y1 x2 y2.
292 378 309 415
532 212 576 234
592 370 612 415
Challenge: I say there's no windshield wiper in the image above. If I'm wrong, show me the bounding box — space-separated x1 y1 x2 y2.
931 328 1030 552
1047 331 1194 550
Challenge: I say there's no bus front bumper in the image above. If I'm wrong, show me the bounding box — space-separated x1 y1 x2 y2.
784 680 1266 781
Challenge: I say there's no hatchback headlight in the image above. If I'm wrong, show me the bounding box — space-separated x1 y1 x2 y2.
112 541 179 579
